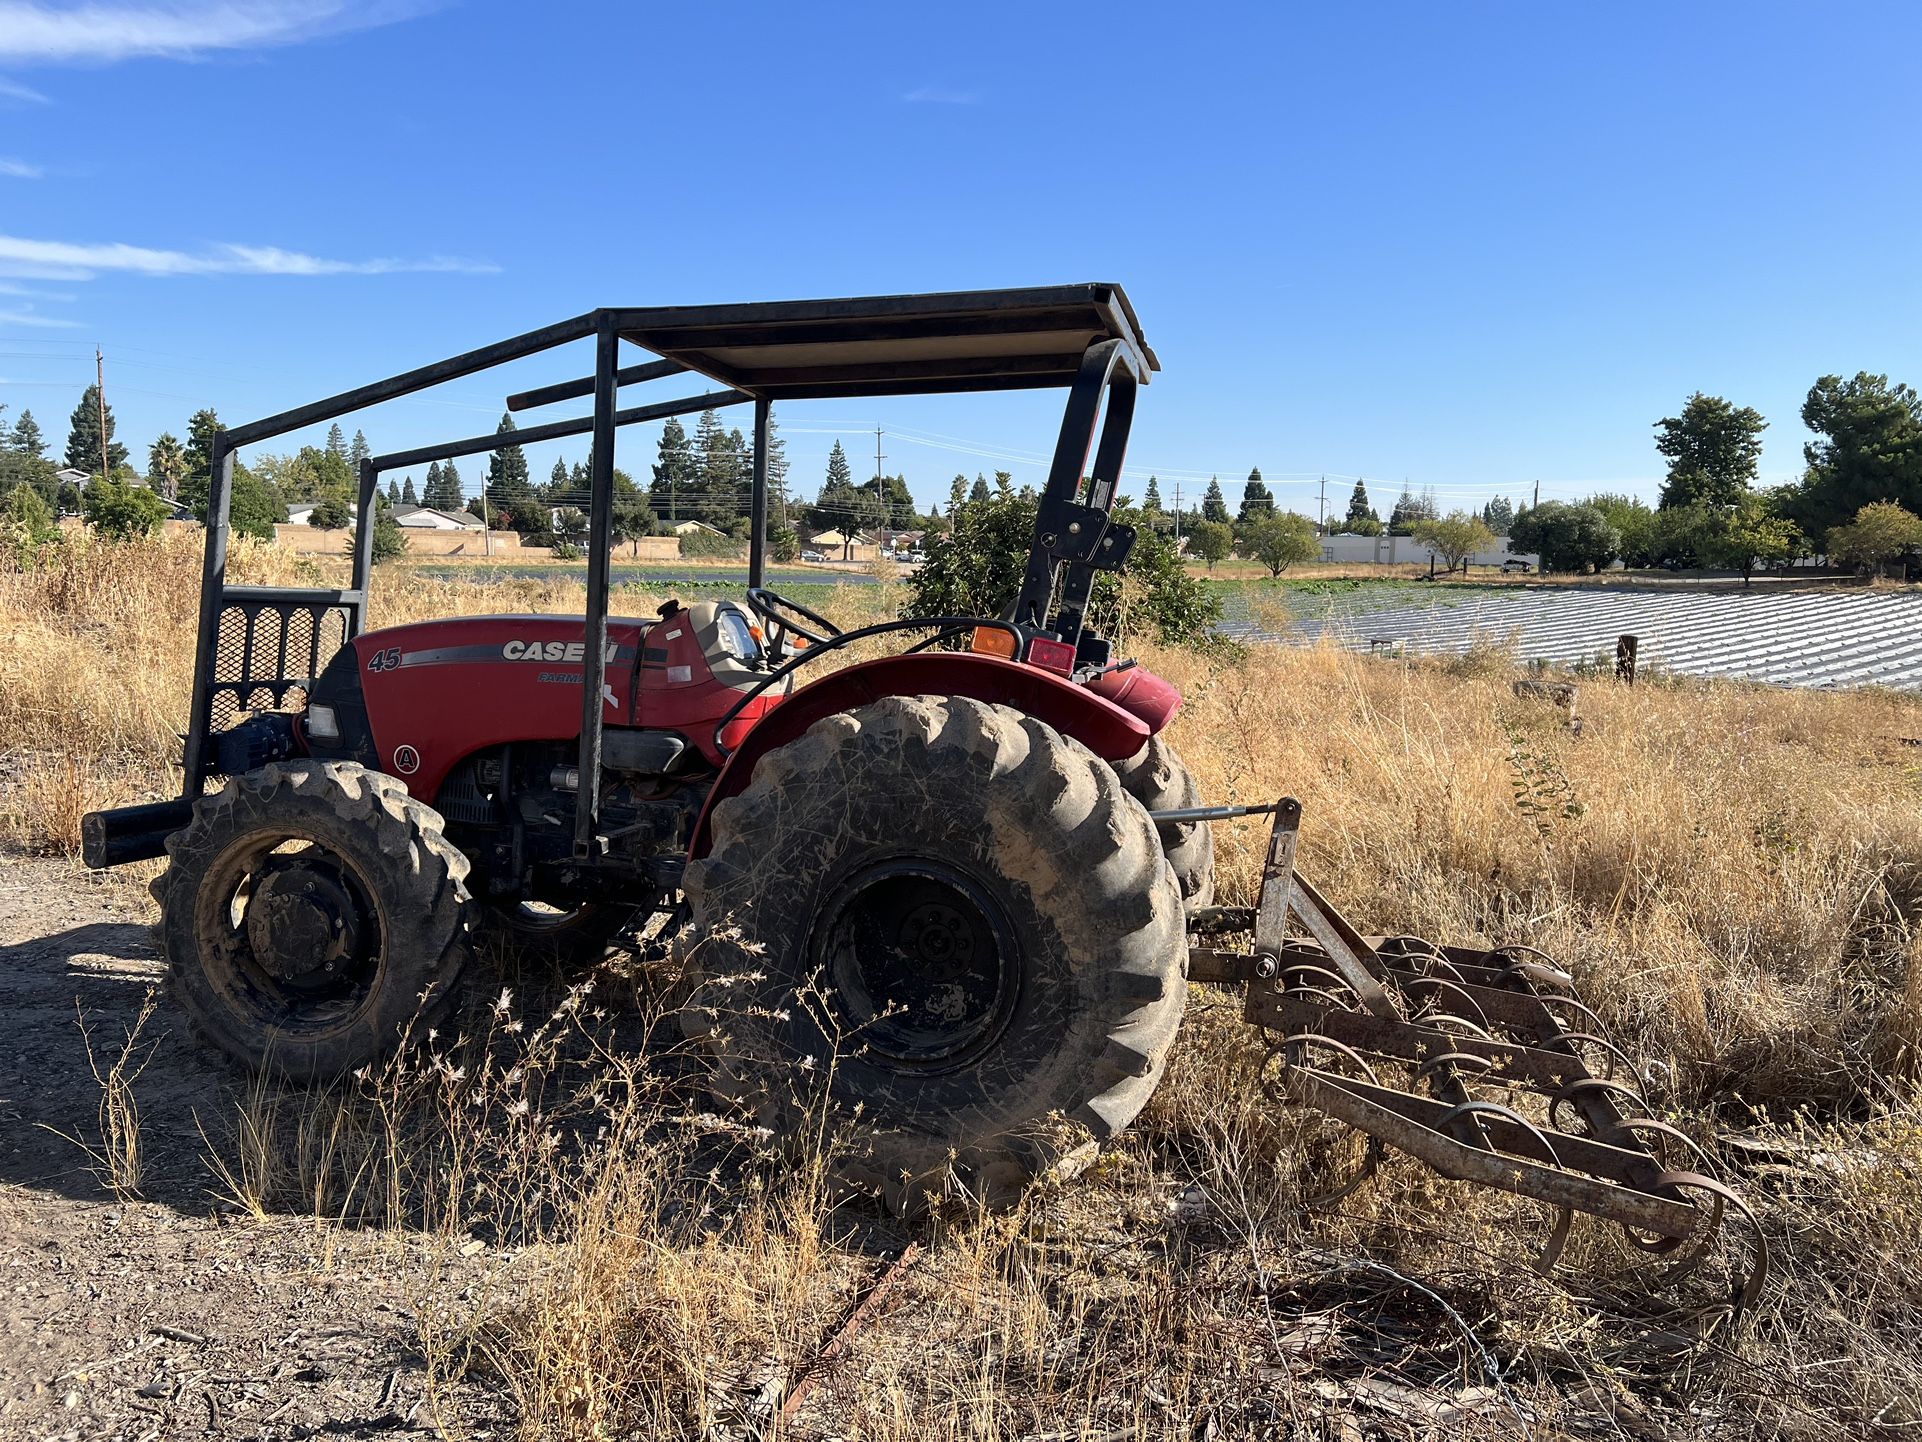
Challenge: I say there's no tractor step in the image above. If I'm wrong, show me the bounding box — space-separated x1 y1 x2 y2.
1188 797 1769 1325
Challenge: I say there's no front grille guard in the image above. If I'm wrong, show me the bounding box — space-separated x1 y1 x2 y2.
196 586 362 787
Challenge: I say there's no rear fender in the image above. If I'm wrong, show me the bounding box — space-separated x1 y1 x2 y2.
687 652 1154 859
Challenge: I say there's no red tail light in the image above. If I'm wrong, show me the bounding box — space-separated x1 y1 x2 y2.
1025 636 1076 676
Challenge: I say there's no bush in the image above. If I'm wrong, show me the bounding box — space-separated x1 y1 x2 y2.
905 495 1220 649
81 480 169 540
348 498 408 564
308 493 354 530
768 522 800 563
2 482 59 565
678 531 746 560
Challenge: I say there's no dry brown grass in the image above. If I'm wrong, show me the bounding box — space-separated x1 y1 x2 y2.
8 532 1922 1437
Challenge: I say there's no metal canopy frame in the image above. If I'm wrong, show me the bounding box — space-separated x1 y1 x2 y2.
183 285 1156 860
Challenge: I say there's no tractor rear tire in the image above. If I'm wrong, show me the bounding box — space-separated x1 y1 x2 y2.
1112 736 1216 908
152 761 473 1081
680 694 1187 1214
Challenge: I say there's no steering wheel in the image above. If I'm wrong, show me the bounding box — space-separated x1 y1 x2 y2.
746 586 843 660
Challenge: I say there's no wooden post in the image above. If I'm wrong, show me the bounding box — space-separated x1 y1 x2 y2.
1616 634 1639 685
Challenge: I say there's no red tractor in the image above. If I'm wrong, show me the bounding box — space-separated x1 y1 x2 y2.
78 288 1769 1297
84 287 1212 1208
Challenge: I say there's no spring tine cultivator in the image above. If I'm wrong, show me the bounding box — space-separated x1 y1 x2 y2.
1179 798 1769 1323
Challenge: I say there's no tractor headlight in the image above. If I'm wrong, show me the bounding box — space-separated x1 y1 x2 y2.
306 704 341 741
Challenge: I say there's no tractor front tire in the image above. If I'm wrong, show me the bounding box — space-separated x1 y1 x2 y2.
1112 736 1216 908
153 761 473 1081
680 695 1187 1213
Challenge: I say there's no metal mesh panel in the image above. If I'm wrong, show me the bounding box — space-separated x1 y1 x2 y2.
200 593 358 789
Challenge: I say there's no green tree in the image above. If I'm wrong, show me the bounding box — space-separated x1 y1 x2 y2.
349 429 370 469
1586 493 1657 567
905 494 1218 649
1143 475 1163 513
82 478 168 539
65 383 129 477
177 409 223 518
349 493 408 564
9 408 46 460
484 412 536 527
1508 501 1619 573
1186 518 1233 570
1482 495 1514 533
767 521 800 563
385 478 400 504
811 440 862 538
948 474 968 514
1643 503 1726 569
1346 478 1378 529
1791 372 1922 536
1717 490 1800 585
1238 467 1275 523
441 458 464 510
1826 501 1922 576
229 464 286 542
146 433 187 500
859 473 917 529
649 416 697 522
1655 393 1767 510
1387 486 1420 534
1238 510 1320 576
764 409 790 524
401 474 419 506
969 475 991 505
1201 477 1230 523
1411 511 1498 573
693 408 741 528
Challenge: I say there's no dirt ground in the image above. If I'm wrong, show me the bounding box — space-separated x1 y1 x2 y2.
0 853 507 1441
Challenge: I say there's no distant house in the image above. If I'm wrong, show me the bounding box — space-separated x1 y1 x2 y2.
671 518 725 537
285 501 355 526
53 466 90 488
808 529 856 550
391 505 483 531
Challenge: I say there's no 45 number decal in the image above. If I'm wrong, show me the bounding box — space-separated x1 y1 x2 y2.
365 646 403 672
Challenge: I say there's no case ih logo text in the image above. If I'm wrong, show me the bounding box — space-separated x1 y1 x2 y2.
501 640 618 663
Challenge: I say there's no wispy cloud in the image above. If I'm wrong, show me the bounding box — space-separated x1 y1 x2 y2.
0 158 43 178
0 307 80 327
0 1 431 64
902 85 979 106
0 76 49 101
0 233 498 278
0 280 73 298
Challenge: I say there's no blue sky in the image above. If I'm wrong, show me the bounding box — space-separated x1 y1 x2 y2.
2 1 1919 520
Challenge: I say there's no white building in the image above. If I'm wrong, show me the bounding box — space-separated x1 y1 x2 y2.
1318 532 1539 570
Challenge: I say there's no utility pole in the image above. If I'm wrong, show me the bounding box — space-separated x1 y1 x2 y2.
1533 479 1540 509
1318 475 1327 534
1174 481 1182 545
95 346 109 484
867 424 886 561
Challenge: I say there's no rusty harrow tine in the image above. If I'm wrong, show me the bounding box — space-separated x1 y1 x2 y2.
1191 794 1770 1317
1286 1069 1704 1238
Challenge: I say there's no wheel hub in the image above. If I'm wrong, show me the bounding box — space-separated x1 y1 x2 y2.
245 864 366 991
816 862 1019 1069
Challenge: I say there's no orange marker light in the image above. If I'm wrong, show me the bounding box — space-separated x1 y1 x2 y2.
970 627 1018 659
